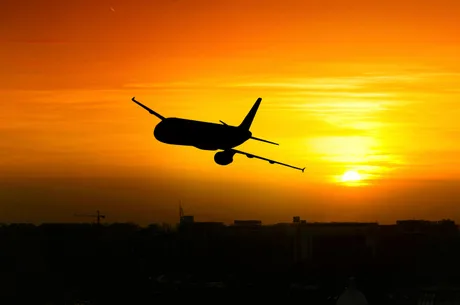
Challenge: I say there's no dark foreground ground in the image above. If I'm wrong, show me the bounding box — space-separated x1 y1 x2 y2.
2 221 460 304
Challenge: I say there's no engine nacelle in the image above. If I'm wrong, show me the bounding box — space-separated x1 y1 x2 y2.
214 151 234 166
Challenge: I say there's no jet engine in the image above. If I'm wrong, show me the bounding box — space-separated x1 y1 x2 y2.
214 151 235 166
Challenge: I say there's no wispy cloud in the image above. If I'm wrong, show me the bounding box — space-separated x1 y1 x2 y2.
276 91 394 98
227 82 361 90
122 71 460 95
122 82 200 89
4 39 69 44
226 74 421 90
226 71 460 94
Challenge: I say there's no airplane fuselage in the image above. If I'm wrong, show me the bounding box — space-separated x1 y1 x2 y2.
153 117 252 150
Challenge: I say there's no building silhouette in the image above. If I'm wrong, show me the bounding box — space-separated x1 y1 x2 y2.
336 277 368 305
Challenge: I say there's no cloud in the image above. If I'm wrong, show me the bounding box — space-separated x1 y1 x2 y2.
225 74 421 90
300 119 372 137
120 73 425 93
240 71 459 141
122 82 199 89
276 91 394 98
226 71 460 95
121 71 460 97
226 82 361 90
5 39 69 44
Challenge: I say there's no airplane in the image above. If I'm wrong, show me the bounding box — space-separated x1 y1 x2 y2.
131 96 305 172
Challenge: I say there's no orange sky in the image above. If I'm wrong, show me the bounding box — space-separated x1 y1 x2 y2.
1 0 460 225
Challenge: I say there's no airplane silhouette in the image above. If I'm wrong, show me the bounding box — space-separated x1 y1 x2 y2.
131 97 305 172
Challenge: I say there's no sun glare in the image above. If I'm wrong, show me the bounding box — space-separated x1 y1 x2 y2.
341 170 361 182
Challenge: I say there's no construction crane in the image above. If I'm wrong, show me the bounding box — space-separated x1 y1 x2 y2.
74 210 106 225
179 201 194 224
179 201 184 222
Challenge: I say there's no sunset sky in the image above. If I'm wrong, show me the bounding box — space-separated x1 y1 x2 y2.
1 0 460 225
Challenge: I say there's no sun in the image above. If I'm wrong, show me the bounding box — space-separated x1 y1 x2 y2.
341 170 361 182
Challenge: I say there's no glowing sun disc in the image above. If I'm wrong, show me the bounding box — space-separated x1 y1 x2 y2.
341 170 361 182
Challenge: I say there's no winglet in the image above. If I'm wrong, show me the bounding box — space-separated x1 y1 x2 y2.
301 167 305 173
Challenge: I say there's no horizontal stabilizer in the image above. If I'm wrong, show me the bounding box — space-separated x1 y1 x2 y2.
250 136 279 146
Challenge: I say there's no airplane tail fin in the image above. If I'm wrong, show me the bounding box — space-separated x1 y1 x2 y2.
238 97 262 130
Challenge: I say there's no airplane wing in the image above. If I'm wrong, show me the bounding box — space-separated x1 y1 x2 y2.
229 148 305 172
131 97 165 120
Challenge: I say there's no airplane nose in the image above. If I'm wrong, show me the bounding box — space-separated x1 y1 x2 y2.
153 123 161 139
153 121 165 141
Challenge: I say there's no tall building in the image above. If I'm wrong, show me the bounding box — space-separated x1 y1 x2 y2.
336 277 368 305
